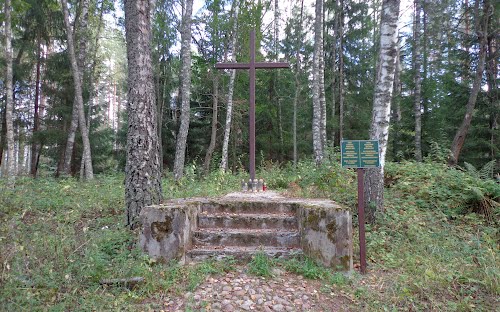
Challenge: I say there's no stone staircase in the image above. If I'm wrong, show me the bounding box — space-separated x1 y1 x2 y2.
186 201 303 261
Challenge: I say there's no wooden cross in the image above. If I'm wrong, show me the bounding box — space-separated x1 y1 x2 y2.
216 30 289 180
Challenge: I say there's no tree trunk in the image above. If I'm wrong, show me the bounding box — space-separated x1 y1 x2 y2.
124 0 163 229
4 0 16 183
0 101 6 168
61 0 93 180
62 0 92 177
364 0 400 223
319 3 327 150
173 0 194 181
220 0 239 172
413 0 423 162
448 0 490 166
339 0 345 143
391 43 402 161
273 0 284 160
486 25 498 161
30 38 42 177
312 0 324 165
293 0 304 167
203 72 219 174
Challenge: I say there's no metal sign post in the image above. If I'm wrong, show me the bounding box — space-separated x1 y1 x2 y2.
341 140 380 274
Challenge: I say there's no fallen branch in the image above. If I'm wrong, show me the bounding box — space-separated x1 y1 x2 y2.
100 277 144 289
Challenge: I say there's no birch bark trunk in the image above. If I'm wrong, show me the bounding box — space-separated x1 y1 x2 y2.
413 0 423 162
220 0 239 172
30 38 42 177
173 0 194 181
339 0 345 143
312 0 324 165
4 0 15 183
391 43 402 161
61 0 92 178
293 0 304 167
319 3 327 149
61 0 93 180
448 0 491 166
124 0 162 229
364 0 400 222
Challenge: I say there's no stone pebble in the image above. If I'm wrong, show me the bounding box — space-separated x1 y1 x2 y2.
166 266 350 311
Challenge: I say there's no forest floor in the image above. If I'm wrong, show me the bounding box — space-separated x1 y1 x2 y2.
0 159 498 311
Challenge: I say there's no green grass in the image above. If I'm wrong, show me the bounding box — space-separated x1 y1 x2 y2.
0 158 498 311
248 251 276 277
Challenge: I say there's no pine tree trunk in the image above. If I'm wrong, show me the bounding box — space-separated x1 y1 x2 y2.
4 0 15 183
124 0 163 229
173 0 194 181
220 0 239 172
203 72 219 174
312 0 324 165
413 0 423 162
61 0 93 180
364 0 400 223
449 0 490 166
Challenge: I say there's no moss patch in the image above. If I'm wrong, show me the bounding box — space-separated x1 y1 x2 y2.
326 219 337 242
151 216 173 241
305 209 326 231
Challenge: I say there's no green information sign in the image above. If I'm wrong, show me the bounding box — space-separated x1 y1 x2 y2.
341 140 380 168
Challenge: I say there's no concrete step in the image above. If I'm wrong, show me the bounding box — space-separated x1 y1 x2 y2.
192 228 301 248
187 246 303 262
201 202 296 215
197 213 298 230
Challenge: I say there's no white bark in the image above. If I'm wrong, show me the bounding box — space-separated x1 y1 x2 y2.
220 0 239 172
173 0 194 181
61 0 94 180
364 0 400 221
413 0 423 162
293 0 304 167
312 0 324 165
63 0 91 176
319 3 327 149
4 0 15 183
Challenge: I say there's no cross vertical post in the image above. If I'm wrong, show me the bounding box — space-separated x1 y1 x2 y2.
249 30 256 180
215 29 289 182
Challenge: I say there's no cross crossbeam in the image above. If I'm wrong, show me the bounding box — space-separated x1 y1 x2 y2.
216 30 289 180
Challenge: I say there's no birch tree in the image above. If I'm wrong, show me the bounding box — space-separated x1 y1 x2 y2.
124 0 162 229
364 0 400 222
61 0 94 180
292 0 304 167
173 0 194 181
220 0 239 172
4 0 15 183
62 0 91 176
413 0 423 162
312 0 324 165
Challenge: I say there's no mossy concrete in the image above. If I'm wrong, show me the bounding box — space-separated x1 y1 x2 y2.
139 192 352 271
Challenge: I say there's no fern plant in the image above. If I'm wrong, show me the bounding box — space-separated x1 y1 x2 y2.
463 160 497 180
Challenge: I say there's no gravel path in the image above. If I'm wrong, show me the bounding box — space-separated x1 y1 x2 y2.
164 266 352 312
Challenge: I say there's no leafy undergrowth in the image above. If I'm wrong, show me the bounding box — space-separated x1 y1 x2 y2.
0 159 498 311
